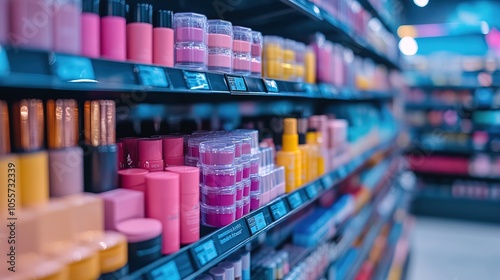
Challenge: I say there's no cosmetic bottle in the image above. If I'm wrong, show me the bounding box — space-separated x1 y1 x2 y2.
161 135 184 167
251 31 263 77
137 138 163 172
82 0 100 58
11 99 49 207
298 118 310 184
227 255 243 280
53 0 82 54
263 36 284 79
83 100 118 193
0 101 18 219
207 19 233 73
283 39 297 81
306 129 319 181
276 118 302 192
146 172 180 254
0 0 8 44
10 0 53 50
218 262 235 280
127 3 153 64
153 10 174 67
174 12 208 70
210 267 226 280
305 46 316 84
100 0 126 61
295 42 306 82
233 26 252 76
46 99 83 197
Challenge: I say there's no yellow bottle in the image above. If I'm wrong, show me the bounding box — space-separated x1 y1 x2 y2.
306 130 318 181
305 46 316 84
263 36 284 79
298 119 310 184
316 131 326 176
283 39 297 81
276 118 302 192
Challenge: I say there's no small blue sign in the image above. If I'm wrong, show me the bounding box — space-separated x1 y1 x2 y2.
226 75 248 92
53 54 95 81
150 260 180 280
287 191 303 210
269 200 288 221
136 65 168 87
247 212 267 234
264 79 279 93
184 71 210 90
192 239 218 266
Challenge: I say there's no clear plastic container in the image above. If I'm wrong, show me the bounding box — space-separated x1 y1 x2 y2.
229 135 252 156
242 160 251 179
200 165 236 187
250 192 262 211
231 129 259 155
263 36 284 79
274 166 286 197
232 26 252 76
201 184 236 207
236 181 244 201
199 140 236 165
235 161 243 183
243 178 251 197
236 200 243 219
208 20 233 73
250 154 260 175
174 12 208 70
242 196 250 215
250 174 261 192
251 31 263 77
227 138 243 159
201 203 236 227
259 147 274 173
187 136 216 157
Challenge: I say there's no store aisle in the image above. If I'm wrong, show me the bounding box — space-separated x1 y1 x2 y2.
408 217 500 280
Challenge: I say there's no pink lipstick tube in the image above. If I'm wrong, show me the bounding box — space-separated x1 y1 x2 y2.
81 0 100 58
153 10 174 67
10 0 53 50
146 172 180 254
100 0 126 61
199 140 236 166
138 138 163 172
118 168 149 193
53 0 81 55
165 165 200 244
201 203 236 228
161 136 184 168
201 185 236 207
127 3 153 64
200 165 236 188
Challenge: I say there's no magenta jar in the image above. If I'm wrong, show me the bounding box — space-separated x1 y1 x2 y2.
250 154 260 175
250 192 262 211
174 12 208 70
236 181 243 201
201 203 236 227
235 161 243 183
229 135 252 156
232 26 252 76
235 200 243 220
199 140 236 166
242 197 250 215
201 185 236 207
201 165 236 187
243 178 250 197
242 160 251 179
250 175 261 192
185 156 199 167
208 19 233 73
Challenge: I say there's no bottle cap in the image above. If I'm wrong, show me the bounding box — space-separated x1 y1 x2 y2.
129 3 153 24
83 0 100 14
154 9 173 28
100 0 126 17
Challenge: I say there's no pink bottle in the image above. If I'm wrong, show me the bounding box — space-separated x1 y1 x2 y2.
145 172 180 254
153 10 174 67
81 0 100 58
53 0 81 54
10 0 53 50
127 3 152 64
0 0 8 44
100 0 126 61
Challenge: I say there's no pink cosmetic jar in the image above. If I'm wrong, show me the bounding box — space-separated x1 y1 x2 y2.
201 184 236 207
200 165 236 188
251 31 263 77
208 19 233 73
236 200 243 219
242 196 250 215
174 12 208 70
201 203 236 227
232 26 252 76
199 140 236 166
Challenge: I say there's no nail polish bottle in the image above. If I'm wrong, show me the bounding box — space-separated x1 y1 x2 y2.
82 0 101 58
0 101 18 218
153 10 174 67
83 100 118 193
100 0 126 61
12 99 49 207
53 0 82 54
127 3 153 64
10 0 53 50
46 99 84 197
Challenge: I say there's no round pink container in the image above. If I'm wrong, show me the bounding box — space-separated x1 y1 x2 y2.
235 162 243 183
175 43 207 63
228 135 252 156
188 136 216 157
233 54 251 72
236 182 243 201
233 40 251 53
201 203 236 228
208 51 232 69
201 185 236 207
250 193 262 211
208 33 232 48
251 44 261 57
250 175 261 192
251 59 262 75
118 168 149 193
201 165 236 187
176 27 205 42
199 140 236 165
227 138 242 158
242 197 250 215
235 200 243 220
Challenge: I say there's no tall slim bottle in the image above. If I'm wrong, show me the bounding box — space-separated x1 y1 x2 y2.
276 118 302 193
298 118 310 184
306 129 319 181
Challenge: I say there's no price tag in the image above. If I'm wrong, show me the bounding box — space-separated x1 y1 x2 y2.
184 71 210 90
0 46 9 76
149 260 181 280
246 212 267 235
263 79 279 93
213 219 250 253
226 75 248 92
321 174 334 189
136 65 168 87
53 54 95 81
287 191 303 210
338 166 347 179
269 200 288 221
192 239 218 267
305 183 319 199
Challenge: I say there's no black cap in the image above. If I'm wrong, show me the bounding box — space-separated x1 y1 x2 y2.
154 10 173 28
100 0 125 17
83 0 100 14
128 3 153 24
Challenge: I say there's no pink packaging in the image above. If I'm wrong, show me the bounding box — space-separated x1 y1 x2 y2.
235 200 243 220
10 0 53 50
227 138 242 159
127 21 153 64
236 182 243 201
100 188 145 231
173 13 207 43
176 27 205 43
118 168 149 193
232 26 252 75
201 203 236 228
200 165 236 187
229 135 252 156
53 0 81 55
201 185 236 207
208 50 232 69
250 175 261 192
251 59 262 76
233 54 251 72
242 160 251 179
81 11 100 58
100 0 127 61
250 155 259 174
199 140 236 165
152 10 174 67
235 162 243 183
250 193 262 211
242 197 250 215
243 178 250 197
208 33 232 49
185 156 199 167
188 136 216 157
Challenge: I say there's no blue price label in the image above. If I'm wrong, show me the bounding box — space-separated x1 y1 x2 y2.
193 239 218 267
305 183 319 199
184 71 210 90
287 192 303 210
136 65 168 87
0 46 9 76
246 212 267 234
263 79 279 93
149 260 181 280
269 200 288 221
226 75 248 92
321 174 334 189
53 54 95 81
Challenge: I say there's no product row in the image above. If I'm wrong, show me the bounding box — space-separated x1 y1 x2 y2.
409 154 500 179
406 88 500 108
416 178 500 201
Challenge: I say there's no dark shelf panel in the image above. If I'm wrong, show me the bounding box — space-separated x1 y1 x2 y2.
0 47 394 103
123 137 397 280
405 102 499 111
413 170 500 182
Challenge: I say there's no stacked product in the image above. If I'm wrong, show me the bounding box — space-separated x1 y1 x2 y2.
207 20 233 73
174 12 208 70
251 31 263 77
250 148 286 210
196 249 251 280
233 26 253 76
263 36 284 80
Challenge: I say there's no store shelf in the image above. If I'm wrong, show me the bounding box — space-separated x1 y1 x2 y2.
405 102 499 111
0 47 394 103
357 0 396 35
123 136 397 280
408 84 498 90
413 170 500 182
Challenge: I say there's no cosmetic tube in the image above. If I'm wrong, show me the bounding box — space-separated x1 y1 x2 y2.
47 99 84 197
306 129 319 181
146 172 180 254
53 0 81 54
209 267 226 280
161 135 184 167
165 166 200 244
81 0 100 58
12 99 49 207
227 255 243 280
118 168 148 193
218 262 235 280
127 3 153 64
276 118 302 192
153 10 174 66
10 0 53 50
138 138 163 172
0 101 18 219
100 0 126 61
298 118 310 184
83 100 118 193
